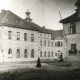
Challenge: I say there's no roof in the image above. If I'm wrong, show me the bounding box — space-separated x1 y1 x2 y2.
60 0 80 24
60 12 80 24
0 10 42 31
0 10 63 39
51 30 63 40
75 0 80 6
39 28 63 40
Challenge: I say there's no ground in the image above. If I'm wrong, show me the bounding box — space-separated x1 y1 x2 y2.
0 62 80 80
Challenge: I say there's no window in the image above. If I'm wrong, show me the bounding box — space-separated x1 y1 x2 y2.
51 42 53 47
70 23 76 34
24 33 27 41
8 49 12 58
58 41 60 47
40 40 42 46
61 42 63 47
31 34 34 41
40 34 42 36
48 51 50 57
17 32 20 40
44 34 46 36
40 51 42 57
44 40 46 46
48 35 49 37
55 53 57 56
71 44 76 49
48 40 50 47
31 49 34 58
8 31 12 39
44 51 46 57
51 51 53 57
24 49 27 58
55 42 57 47
16 49 20 58
69 44 77 54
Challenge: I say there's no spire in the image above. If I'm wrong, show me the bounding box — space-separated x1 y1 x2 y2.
25 9 32 22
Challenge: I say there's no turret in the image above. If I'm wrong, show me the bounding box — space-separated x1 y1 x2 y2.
25 9 32 22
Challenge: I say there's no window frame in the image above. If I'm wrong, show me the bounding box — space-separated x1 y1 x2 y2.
8 31 12 40
24 49 27 58
70 22 76 34
17 32 20 40
16 49 20 58
24 33 27 41
8 49 12 58
31 49 34 58
31 34 34 42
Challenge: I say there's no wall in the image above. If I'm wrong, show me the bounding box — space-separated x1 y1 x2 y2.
2 26 39 62
63 21 80 61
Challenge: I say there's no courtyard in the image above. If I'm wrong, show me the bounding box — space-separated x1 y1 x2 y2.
0 62 79 80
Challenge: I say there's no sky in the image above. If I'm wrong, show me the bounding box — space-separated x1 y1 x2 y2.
0 0 77 30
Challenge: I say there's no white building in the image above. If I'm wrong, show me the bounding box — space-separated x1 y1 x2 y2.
0 9 63 62
60 0 80 61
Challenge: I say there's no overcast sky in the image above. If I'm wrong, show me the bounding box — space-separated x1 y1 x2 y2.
0 0 77 30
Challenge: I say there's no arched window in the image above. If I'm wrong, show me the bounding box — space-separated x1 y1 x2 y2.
31 49 34 58
24 49 27 58
44 51 46 57
40 51 42 57
16 49 20 58
48 51 50 57
8 49 12 58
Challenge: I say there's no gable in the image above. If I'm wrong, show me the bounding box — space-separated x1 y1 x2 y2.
55 36 63 40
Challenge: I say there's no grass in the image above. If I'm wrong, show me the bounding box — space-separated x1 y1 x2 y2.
0 68 80 80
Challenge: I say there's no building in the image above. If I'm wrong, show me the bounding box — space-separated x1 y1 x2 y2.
0 9 63 62
60 0 80 61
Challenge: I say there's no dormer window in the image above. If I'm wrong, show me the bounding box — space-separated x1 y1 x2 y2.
70 22 76 34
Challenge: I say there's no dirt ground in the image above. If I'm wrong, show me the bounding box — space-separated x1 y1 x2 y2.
0 62 79 80
0 62 77 73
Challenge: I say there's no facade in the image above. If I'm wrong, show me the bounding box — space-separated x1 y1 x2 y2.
0 9 63 62
60 0 80 61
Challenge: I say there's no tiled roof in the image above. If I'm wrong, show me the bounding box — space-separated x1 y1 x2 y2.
0 10 63 39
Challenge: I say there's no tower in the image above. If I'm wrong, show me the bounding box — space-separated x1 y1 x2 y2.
25 9 32 22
